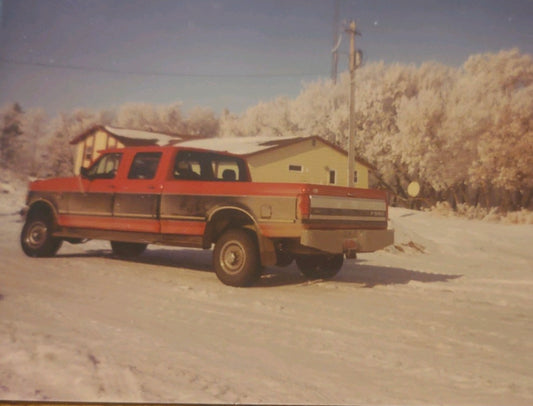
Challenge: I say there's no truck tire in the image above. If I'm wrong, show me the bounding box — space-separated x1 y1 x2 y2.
213 229 261 287
110 241 147 257
20 215 62 257
296 254 344 280
275 250 294 267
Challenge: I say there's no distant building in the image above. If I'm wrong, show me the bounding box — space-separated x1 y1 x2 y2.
178 135 374 188
70 127 374 188
69 125 189 175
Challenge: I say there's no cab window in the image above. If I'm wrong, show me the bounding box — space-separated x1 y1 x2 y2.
128 152 162 180
173 150 247 181
86 153 122 179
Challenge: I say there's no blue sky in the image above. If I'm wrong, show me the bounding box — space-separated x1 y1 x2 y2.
1 0 532 115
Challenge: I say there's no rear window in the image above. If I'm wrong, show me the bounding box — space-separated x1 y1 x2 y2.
173 150 247 182
128 152 162 180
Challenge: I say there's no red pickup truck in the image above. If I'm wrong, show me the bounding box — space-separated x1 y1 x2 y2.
20 145 394 286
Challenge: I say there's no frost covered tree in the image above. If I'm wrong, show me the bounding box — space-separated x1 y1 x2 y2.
185 106 219 137
2 49 531 210
19 108 49 176
112 102 219 137
290 79 344 143
43 109 103 177
215 49 533 209
462 49 533 207
222 97 297 138
436 49 533 208
395 63 456 197
0 103 24 168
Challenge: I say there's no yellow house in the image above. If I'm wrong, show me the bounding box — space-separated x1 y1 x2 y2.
178 135 373 188
70 125 185 175
71 127 373 187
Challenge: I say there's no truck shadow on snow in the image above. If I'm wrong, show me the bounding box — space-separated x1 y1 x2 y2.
259 261 462 288
334 262 462 288
56 247 462 288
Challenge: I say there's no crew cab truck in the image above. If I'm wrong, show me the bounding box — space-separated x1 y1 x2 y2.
20 145 394 286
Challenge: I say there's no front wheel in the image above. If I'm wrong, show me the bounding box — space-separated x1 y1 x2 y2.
296 254 344 280
20 216 62 257
213 229 261 287
110 241 147 257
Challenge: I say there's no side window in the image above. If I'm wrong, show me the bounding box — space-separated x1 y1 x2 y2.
128 152 162 180
87 153 122 179
173 151 205 180
212 160 240 181
173 150 247 182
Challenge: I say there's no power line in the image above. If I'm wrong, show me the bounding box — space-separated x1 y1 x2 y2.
0 57 325 79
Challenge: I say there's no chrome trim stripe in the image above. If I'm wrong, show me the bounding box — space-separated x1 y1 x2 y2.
310 207 386 217
309 214 387 222
113 213 155 219
160 214 204 221
63 211 113 217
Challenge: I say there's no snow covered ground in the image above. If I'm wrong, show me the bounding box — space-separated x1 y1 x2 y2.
1 182 532 404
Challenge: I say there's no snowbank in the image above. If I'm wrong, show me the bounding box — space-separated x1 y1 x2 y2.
0 171 27 216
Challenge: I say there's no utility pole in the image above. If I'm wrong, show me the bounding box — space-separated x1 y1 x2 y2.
346 20 358 187
330 0 340 84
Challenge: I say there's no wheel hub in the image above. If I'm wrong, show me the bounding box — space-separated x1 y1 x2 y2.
221 242 245 274
27 222 47 248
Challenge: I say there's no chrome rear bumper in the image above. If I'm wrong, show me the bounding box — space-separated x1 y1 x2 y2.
301 228 394 254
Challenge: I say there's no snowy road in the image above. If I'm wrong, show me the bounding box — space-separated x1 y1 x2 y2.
1 191 532 404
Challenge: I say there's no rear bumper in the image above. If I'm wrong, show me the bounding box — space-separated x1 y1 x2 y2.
301 228 394 254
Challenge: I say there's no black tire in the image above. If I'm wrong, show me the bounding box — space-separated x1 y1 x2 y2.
296 254 344 280
110 241 147 257
275 250 294 267
20 216 62 257
213 229 261 287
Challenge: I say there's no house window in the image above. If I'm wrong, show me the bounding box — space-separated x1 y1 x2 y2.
85 143 94 161
353 170 358 184
329 170 336 185
289 164 303 172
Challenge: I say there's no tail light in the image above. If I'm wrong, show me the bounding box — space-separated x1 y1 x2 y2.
297 193 310 219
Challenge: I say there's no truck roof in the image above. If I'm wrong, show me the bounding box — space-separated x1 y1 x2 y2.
98 145 245 159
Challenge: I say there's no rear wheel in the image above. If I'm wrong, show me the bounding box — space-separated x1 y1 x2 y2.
20 215 62 257
275 250 294 267
296 254 344 280
110 241 147 257
213 229 261 287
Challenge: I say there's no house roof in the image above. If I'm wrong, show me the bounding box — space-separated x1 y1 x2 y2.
71 126 375 170
176 135 287 155
177 135 375 170
70 125 196 146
